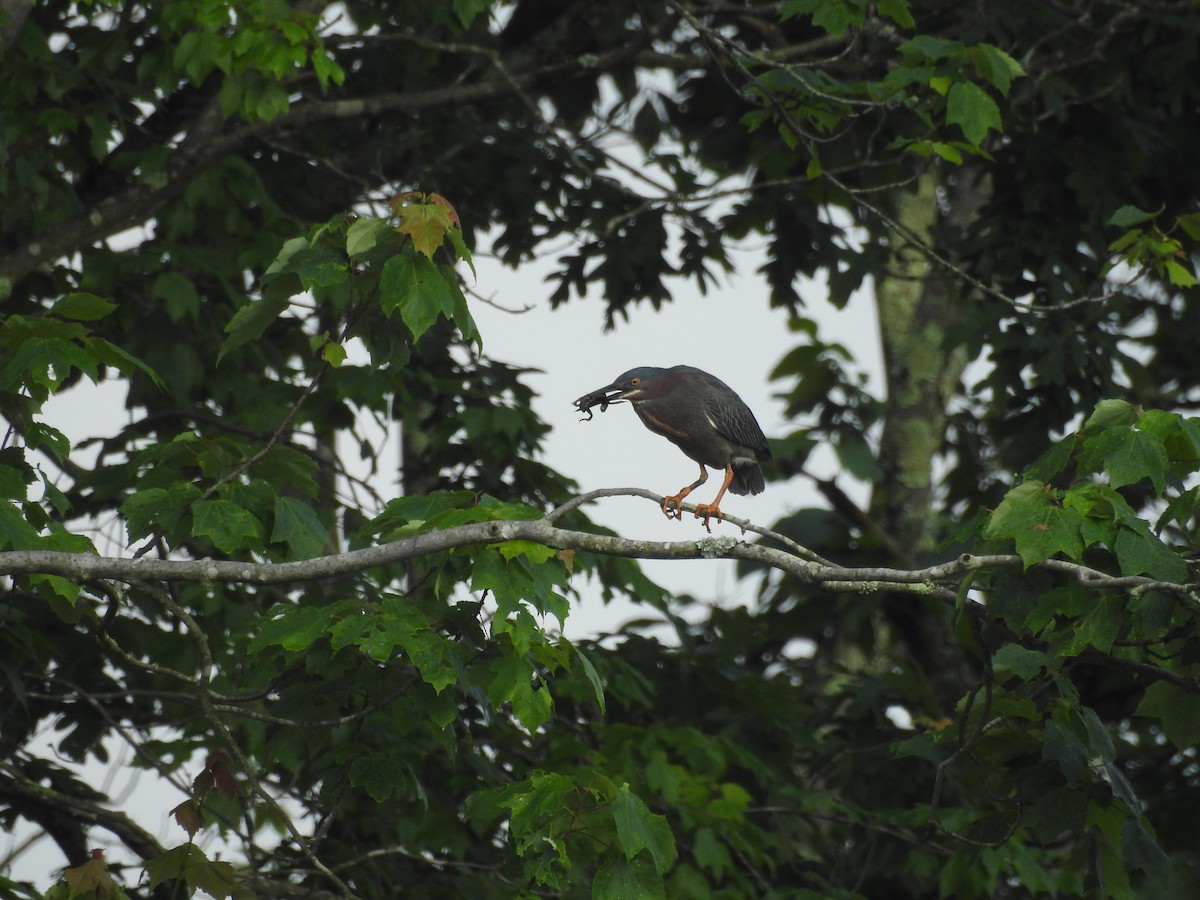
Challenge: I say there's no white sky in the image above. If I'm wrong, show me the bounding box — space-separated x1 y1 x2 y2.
469 238 883 638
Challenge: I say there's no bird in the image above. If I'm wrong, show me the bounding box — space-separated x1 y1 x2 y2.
574 366 772 531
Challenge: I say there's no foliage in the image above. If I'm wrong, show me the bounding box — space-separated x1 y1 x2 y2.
3 1 1200 898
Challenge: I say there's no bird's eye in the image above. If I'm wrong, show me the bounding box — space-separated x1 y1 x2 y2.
630 377 640 386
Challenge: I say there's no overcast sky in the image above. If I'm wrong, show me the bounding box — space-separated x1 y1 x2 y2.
468 234 884 638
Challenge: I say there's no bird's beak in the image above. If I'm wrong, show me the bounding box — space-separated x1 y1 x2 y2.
573 381 632 419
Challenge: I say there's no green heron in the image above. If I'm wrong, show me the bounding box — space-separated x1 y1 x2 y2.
575 366 772 530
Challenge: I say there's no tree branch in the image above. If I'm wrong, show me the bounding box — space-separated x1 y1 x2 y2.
2 490 1194 607
0 762 166 863
0 41 656 291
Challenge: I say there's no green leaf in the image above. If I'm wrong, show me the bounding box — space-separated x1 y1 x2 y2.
350 751 409 802
218 294 290 363
504 773 576 853
1103 428 1169 494
271 496 328 560
144 842 240 897
187 857 240 899
1090 812 1136 900
447 266 481 348
1106 205 1159 228
379 253 457 341
1112 525 1188 582
573 644 607 714
53 292 117 321
320 340 347 365
173 30 221 84
512 677 553 735
355 615 405 662
0 451 32 501
833 429 881 480
900 34 965 61
0 500 42 550
192 499 262 553
612 784 677 874
1060 596 1122 656
488 650 552 732
64 854 117 899
1043 718 1089 782
90 337 165 389
876 0 914 29
369 491 479 532
472 550 536 620
1165 258 1198 287
593 852 665 900
1083 399 1139 433
992 644 1045 681
23 422 72 460
121 483 202 542
780 0 864 35
496 540 556 563
692 826 732 877
1136 681 1200 751
153 271 201 322
1025 434 1077 482
311 45 345 86
255 445 320 498
346 216 386 256
445 222 476 274
907 136 971 162
263 235 309 277
4 335 98 391
398 632 458 693
973 43 1025 95
946 81 1002 147
452 0 491 29
985 481 1084 566
250 603 340 653
287 245 348 292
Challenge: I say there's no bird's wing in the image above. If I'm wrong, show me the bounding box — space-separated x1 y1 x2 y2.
703 391 772 461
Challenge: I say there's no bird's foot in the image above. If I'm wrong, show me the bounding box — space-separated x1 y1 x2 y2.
693 503 723 533
661 494 687 520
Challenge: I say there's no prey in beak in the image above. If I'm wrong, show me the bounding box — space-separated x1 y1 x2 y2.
573 381 634 421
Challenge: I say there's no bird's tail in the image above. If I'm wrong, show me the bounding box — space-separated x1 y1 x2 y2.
730 461 765 496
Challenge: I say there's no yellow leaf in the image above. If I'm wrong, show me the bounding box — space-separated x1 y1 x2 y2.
396 202 454 259
172 799 204 837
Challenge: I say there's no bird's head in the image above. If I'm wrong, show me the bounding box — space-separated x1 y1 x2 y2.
573 367 668 418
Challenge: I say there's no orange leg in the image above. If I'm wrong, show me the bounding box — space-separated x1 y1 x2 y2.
693 465 736 533
662 464 708 521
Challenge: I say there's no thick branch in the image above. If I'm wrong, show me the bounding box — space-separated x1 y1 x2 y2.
1 490 1193 605
0 41 656 290
0 762 165 863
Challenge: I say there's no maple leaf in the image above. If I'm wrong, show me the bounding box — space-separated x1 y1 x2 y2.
388 190 423 211
427 192 461 228
64 850 117 899
192 767 215 798
173 799 204 837
396 202 455 259
207 749 239 800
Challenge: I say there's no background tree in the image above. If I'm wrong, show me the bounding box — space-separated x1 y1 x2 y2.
3 1 1200 898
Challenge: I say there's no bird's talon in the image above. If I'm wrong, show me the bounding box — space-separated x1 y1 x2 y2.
694 505 722 532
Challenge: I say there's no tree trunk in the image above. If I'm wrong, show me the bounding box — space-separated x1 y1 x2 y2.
870 165 989 708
